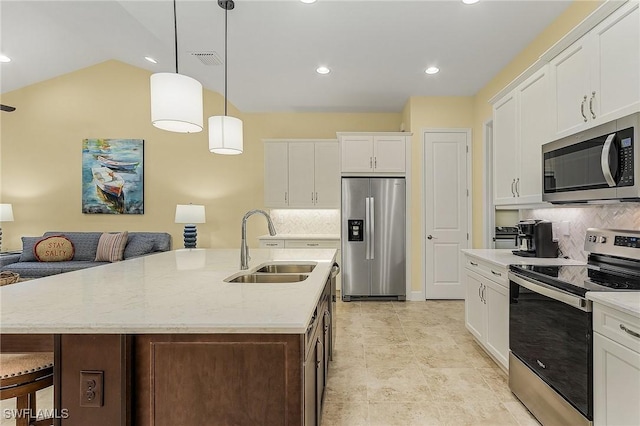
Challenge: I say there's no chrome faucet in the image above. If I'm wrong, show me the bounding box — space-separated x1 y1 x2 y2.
240 209 277 270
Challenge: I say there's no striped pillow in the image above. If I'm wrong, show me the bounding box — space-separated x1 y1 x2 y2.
95 232 129 262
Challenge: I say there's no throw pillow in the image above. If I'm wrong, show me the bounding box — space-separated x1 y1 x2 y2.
19 236 41 262
123 235 156 259
34 236 75 262
95 232 129 262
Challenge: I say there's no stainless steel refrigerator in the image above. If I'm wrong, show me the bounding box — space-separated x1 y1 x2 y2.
341 177 406 301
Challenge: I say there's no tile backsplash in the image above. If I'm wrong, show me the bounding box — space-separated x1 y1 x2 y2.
521 204 640 261
269 209 340 234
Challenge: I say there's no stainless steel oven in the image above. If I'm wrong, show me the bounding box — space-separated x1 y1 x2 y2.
508 228 640 426
542 112 639 204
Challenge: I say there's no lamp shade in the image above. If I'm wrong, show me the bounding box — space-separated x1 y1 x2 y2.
175 204 206 224
151 73 204 133
209 115 243 155
0 204 14 222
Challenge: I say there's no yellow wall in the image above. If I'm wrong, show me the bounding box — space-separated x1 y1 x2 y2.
0 60 400 251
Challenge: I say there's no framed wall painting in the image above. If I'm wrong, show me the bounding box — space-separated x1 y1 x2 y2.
82 138 144 214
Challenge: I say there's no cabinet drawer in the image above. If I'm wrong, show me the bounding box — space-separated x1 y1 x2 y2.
259 240 285 248
465 256 508 287
285 240 339 249
594 304 640 353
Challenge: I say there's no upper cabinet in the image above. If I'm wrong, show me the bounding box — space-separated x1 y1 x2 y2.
493 66 551 206
338 133 409 175
264 139 340 209
550 1 640 138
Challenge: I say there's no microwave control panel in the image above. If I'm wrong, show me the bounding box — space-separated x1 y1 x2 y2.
617 127 634 187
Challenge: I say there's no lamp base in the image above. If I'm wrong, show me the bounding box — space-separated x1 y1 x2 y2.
183 225 197 249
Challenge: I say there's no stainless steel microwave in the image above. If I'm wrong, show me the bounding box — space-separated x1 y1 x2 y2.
542 113 640 204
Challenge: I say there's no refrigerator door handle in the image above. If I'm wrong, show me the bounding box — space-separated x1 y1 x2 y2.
370 197 375 260
365 197 371 260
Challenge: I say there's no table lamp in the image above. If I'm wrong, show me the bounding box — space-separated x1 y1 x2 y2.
0 204 14 252
175 204 206 248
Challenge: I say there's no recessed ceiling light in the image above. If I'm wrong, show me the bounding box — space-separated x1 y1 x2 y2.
0 54 11 63
462 0 480 4
145 56 158 64
425 66 440 75
316 66 331 75
301 0 317 3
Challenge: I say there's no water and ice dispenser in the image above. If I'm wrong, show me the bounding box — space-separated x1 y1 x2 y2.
347 219 364 242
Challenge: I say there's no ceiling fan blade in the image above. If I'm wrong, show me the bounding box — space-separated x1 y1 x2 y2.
0 104 16 112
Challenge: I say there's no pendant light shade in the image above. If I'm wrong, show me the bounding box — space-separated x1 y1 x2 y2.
208 0 243 155
209 115 243 155
151 73 203 133
149 0 203 134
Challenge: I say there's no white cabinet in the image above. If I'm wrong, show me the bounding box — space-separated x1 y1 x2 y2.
338 133 408 174
493 66 550 206
593 302 640 426
264 140 340 208
550 1 640 138
464 255 509 370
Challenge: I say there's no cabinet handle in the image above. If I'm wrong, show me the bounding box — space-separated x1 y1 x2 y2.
620 324 640 339
307 243 319 247
312 192 314 202
285 192 288 202
491 270 502 277
370 157 373 168
581 95 588 122
315 192 318 202
470 261 478 267
515 178 520 197
374 157 377 168
266 243 279 247
482 285 486 304
589 91 596 119
511 179 516 197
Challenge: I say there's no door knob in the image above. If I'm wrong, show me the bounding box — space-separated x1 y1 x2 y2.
427 235 436 240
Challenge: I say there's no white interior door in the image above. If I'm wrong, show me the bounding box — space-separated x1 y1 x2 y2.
424 131 469 299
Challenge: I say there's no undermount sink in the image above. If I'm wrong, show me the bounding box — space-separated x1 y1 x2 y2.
256 264 316 274
226 273 309 283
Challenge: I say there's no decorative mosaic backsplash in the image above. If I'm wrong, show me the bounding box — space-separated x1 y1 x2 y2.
521 204 640 261
268 209 340 234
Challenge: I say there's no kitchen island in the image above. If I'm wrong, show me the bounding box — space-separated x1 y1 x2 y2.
0 248 338 426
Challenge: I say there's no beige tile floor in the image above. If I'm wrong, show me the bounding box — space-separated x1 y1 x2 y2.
322 299 541 426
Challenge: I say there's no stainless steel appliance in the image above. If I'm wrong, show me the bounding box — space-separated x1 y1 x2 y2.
508 228 640 426
494 226 518 249
341 177 406 301
542 112 639 204
512 219 558 258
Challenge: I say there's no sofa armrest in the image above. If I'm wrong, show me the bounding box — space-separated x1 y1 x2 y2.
0 253 21 268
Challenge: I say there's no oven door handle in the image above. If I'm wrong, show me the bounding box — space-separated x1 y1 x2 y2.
509 272 592 312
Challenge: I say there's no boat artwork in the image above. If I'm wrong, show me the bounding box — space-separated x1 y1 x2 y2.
92 167 125 198
97 155 140 172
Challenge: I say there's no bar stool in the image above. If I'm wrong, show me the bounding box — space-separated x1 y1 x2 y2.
0 353 54 426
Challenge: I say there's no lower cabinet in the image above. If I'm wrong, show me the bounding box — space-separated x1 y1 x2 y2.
464 256 509 370
593 303 640 426
303 278 332 426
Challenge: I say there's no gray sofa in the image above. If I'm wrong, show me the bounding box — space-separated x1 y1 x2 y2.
0 231 171 279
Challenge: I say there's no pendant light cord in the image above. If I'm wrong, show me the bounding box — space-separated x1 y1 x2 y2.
224 4 228 117
173 0 179 74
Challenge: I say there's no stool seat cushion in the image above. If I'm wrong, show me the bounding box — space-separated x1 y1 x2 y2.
0 353 54 379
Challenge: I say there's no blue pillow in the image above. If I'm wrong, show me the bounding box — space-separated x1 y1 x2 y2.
19 236 42 262
123 235 156 259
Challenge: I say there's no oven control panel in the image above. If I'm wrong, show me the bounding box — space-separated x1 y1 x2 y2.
585 228 640 260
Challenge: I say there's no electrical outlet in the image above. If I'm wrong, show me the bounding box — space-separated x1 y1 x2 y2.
80 371 104 407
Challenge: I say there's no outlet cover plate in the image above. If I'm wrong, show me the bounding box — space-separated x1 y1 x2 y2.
80 370 104 408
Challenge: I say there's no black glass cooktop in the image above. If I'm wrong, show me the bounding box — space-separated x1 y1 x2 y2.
509 262 640 298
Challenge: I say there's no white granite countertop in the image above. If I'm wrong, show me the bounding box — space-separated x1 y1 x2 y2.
587 292 640 319
258 234 340 240
461 249 585 269
0 249 337 334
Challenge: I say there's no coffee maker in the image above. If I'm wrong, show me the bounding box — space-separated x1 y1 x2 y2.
512 219 558 258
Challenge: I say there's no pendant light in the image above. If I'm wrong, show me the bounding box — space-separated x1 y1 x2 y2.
209 0 243 155
150 0 203 133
